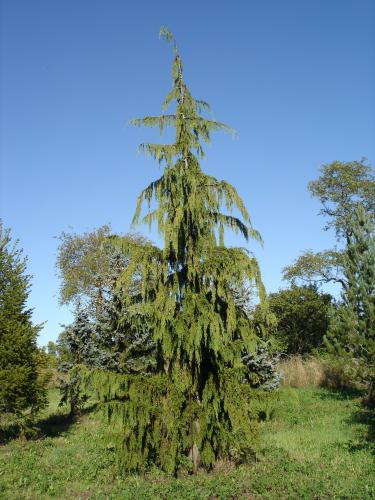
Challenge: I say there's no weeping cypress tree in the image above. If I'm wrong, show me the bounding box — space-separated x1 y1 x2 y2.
81 28 269 473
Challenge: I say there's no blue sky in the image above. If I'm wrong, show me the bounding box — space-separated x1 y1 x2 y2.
1 0 374 345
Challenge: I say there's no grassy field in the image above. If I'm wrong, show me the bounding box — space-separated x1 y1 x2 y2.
0 386 374 499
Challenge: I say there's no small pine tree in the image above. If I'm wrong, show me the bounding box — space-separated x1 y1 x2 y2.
0 222 47 423
242 347 281 391
56 229 157 374
326 205 375 405
95 291 156 375
91 247 156 375
58 308 116 415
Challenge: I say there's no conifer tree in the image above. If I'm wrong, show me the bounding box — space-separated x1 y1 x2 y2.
326 205 375 405
0 222 47 421
58 309 98 415
94 290 156 375
58 307 124 415
124 26 265 380
81 28 269 473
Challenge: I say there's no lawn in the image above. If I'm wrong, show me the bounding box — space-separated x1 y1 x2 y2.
0 386 373 499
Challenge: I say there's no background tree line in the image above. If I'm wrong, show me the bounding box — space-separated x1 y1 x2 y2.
48 157 374 415
1 156 374 446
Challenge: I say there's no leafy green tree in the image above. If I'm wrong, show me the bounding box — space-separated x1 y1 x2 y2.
47 341 58 358
266 285 333 355
308 160 375 240
326 205 375 405
57 228 157 378
283 250 346 289
283 160 374 288
0 222 47 421
57 225 126 315
80 28 269 473
56 226 149 314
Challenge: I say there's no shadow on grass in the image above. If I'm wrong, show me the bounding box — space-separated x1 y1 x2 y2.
36 401 99 439
317 386 364 401
345 406 375 455
0 402 99 444
36 412 75 438
309 386 374 456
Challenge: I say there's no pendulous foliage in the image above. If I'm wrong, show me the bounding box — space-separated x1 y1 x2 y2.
78 27 270 473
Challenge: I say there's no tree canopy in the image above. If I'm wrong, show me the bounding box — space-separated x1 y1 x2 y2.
266 285 333 355
283 160 374 290
308 159 375 243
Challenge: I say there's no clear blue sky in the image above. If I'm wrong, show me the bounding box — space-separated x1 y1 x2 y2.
1 0 374 345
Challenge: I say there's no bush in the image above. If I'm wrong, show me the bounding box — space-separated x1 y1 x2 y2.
320 356 360 391
267 285 333 355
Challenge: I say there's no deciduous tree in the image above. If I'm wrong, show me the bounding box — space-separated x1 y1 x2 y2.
265 285 333 355
283 160 374 289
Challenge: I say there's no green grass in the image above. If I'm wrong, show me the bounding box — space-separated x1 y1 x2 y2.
0 386 374 499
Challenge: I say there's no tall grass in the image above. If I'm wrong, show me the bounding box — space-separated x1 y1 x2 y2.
279 355 359 390
279 357 324 387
